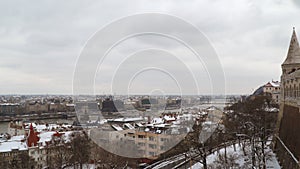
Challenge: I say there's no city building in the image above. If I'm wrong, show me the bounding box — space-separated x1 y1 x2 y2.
0 96 76 117
165 97 181 110
252 80 281 104
276 28 300 168
263 81 281 104
0 103 21 116
25 101 49 114
99 97 122 112
0 122 77 169
8 121 25 136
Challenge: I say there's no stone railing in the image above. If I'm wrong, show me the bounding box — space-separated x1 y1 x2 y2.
275 135 300 169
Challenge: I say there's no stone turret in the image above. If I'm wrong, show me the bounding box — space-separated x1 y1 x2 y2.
276 28 300 169
278 28 300 103
282 27 300 75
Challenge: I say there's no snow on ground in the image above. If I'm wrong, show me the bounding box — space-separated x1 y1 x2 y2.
65 164 107 169
152 155 185 169
189 143 281 169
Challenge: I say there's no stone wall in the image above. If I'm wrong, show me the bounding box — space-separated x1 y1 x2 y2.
279 104 300 158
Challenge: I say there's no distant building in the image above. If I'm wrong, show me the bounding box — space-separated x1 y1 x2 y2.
25 101 48 114
140 98 151 109
0 122 77 168
76 101 99 113
66 103 75 112
92 121 185 159
0 103 21 116
133 97 160 111
263 81 281 104
276 28 300 169
165 97 181 110
100 98 122 112
251 81 281 104
8 121 25 136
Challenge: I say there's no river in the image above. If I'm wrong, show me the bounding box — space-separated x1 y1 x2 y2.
0 99 228 134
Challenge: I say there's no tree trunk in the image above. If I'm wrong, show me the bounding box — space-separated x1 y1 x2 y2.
251 138 256 168
261 140 266 169
224 143 227 164
203 155 207 169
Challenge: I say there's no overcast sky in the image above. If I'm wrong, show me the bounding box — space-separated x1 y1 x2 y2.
1 0 300 95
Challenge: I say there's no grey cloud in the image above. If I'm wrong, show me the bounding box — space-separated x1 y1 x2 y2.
0 0 299 94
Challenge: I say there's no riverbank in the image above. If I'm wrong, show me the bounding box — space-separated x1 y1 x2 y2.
0 112 76 122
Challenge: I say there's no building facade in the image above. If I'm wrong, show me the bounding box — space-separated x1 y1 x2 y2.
263 81 281 104
0 103 21 116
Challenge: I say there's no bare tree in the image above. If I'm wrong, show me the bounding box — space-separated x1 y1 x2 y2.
69 131 91 169
209 152 239 169
225 95 278 169
90 141 139 168
45 134 72 169
8 151 36 169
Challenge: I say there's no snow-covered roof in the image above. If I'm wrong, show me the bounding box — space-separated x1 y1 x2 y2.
111 124 123 131
270 81 280 87
10 135 25 141
152 117 164 124
124 123 135 130
38 131 56 146
0 124 79 152
0 141 27 153
35 124 48 131
154 124 168 128
38 131 75 146
207 106 217 111
24 123 72 132
0 103 20 106
66 103 75 106
265 81 280 87
163 115 176 121
112 117 143 122
198 111 208 115
136 123 144 127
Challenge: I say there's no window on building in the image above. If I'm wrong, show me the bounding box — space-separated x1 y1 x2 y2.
138 142 145 146
149 144 157 149
149 136 155 141
149 152 155 156
160 138 168 142
138 135 145 139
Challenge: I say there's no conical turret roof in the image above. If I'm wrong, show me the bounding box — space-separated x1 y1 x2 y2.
283 27 300 65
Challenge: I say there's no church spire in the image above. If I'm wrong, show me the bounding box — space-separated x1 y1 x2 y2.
283 27 300 65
